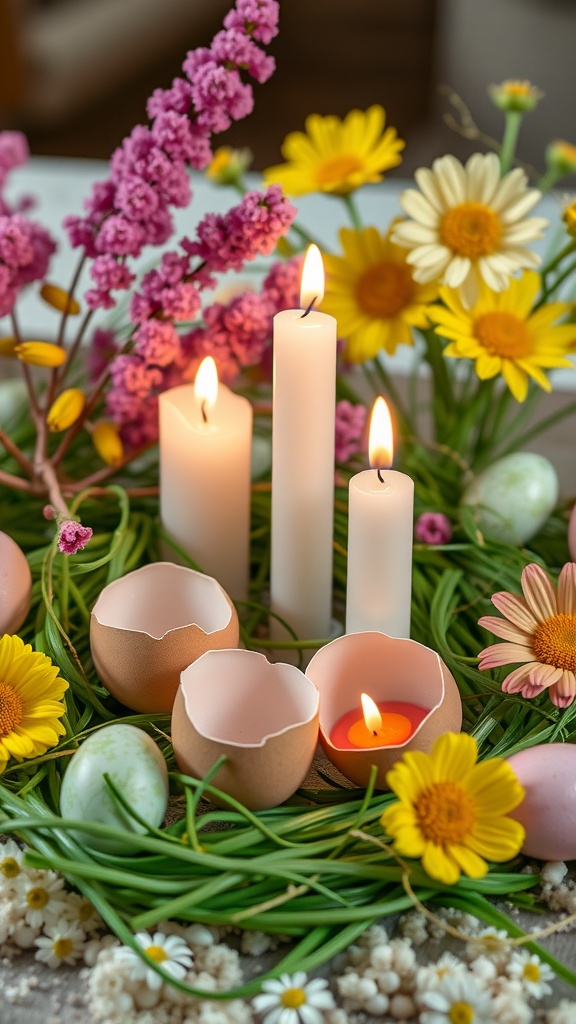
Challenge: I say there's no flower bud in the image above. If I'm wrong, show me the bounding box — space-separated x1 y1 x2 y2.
40 283 80 315
15 342 66 368
46 388 86 432
488 80 543 113
562 199 576 238
206 146 253 185
545 140 576 179
92 421 124 467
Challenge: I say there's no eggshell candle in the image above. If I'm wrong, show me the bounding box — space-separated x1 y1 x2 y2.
507 743 576 860
306 631 462 788
59 724 169 854
171 649 319 810
461 452 558 545
90 562 239 714
0 530 32 635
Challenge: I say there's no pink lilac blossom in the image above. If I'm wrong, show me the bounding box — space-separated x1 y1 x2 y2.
185 185 296 272
65 0 279 311
335 401 368 463
58 521 93 555
415 512 453 545
262 255 303 313
0 132 28 190
133 319 180 367
0 213 56 316
181 289 272 383
86 328 119 382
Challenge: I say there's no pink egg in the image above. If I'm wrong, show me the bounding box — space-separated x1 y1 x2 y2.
569 503 576 562
507 744 576 860
0 531 32 635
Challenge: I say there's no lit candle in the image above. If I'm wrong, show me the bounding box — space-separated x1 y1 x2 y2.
346 397 414 636
159 356 252 601
270 245 338 643
329 691 428 750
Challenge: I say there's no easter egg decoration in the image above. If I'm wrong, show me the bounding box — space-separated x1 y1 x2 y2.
461 452 558 545
0 531 32 635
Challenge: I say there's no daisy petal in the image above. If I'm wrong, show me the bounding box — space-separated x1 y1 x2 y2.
521 564 557 620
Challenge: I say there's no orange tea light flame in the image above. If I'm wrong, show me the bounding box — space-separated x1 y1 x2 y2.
194 356 218 423
300 244 325 310
369 396 394 470
347 691 412 748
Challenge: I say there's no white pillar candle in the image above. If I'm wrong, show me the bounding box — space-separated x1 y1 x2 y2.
270 246 338 642
159 357 252 601
346 397 414 637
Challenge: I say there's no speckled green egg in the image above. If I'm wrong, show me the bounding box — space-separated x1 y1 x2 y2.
461 452 558 545
59 724 169 854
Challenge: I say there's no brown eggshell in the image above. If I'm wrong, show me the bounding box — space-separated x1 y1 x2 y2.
90 562 239 714
171 649 319 809
0 531 32 635
306 631 463 788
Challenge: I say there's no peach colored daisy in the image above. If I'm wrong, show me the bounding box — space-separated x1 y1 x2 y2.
478 562 576 708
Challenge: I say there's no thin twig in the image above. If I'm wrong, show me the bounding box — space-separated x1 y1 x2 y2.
0 428 33 476
0 468 35 493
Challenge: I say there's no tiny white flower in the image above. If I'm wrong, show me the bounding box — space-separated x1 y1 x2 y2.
507 951 555 999
0 839 25 890
114 930 193 989
465 926 511 964
253 971 335 1024
547 999 576 1023
60 891 103 935
416 951 466 992
16 871 68 930
420 972 494 1024
35 919 85 968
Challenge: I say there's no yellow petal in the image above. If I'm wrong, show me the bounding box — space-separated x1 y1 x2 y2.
16 342 66 368
40 283 80 315
47 388 86 432
92 422 124 467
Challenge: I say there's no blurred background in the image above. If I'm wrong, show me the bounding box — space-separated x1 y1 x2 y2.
0 0 575 177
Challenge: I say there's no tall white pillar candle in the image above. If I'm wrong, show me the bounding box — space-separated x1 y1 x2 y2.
159 357 252 601
346 397 414 636
270 246 338 642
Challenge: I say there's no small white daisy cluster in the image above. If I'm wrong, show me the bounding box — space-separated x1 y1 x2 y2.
331 908 559 1023
0 837 103 967
87 921 251 1024
539 862 576 921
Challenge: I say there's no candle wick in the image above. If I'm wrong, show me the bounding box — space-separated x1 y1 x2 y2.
372 729 378 737
300 296 317 318
201 399 208 424
377 467 385 484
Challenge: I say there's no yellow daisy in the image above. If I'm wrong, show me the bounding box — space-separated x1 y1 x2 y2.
380 732 526 886
263 106 404 197
428 271 575 402
0 634 68 770
321 226 438 362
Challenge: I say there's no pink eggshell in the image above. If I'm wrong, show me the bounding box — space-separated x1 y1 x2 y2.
507 744 576 860
0 531 32 635
569 503 576 562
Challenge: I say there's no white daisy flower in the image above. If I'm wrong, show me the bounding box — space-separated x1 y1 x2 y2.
60 891 103 935
114 930 193 989
415 951 466 992
392 153 548 305
253 971 335 1024
465 926 511 964
34 919 85 968
420 972 494 1024
16 871 69 930
0 839 25 889
507 951 555 999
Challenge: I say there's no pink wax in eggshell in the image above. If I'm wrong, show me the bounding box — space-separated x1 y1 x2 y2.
507 743 576 860
330 701 429 750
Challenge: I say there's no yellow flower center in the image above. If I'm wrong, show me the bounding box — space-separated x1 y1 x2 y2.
79 901 95 922
145 944 169 963
280 988 307 1009
315 153 363 188
533 613 576 672
449 1003 475 1024
415 781 475 845
440 202 502 258
555 142 576 163
355 260 414 318
475 311 531 359
502 81 533 97
1 857 20 879
26 887 49 910
53 937 74 959
523 962 541 982
0 681 24 736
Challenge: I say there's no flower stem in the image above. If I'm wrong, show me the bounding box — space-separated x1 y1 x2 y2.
499 110 523 174
343 193 363 230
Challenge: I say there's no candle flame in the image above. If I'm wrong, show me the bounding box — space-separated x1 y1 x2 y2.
194 356 218 414
369 396 394 469
300 244 325 309
361 692 383 734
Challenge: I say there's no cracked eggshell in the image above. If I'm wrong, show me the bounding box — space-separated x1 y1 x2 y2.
90 562 239 714
59 723 169 854
0 531 32 635
507 744 576 860
171 649 319 810
306 631 463 789
461 452 558 545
